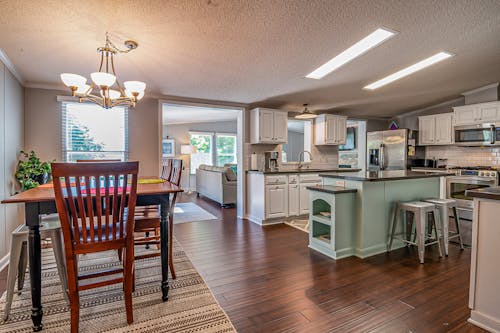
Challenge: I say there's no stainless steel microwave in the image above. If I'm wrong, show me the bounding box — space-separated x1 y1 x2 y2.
454 123 499 146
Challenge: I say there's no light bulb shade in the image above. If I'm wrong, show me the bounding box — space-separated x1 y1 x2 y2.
295 112 317 119
125 89 144 100
124 81 146 93
91 72 116 87
108 89 121 99
60 73 86 88
180 144 193 155
75 84 91 95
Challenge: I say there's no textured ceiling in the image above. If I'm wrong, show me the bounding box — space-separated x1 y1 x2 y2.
0 0 499 117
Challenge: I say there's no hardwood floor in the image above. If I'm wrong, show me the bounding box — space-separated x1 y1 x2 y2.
0 193 486 332
174 193 486 333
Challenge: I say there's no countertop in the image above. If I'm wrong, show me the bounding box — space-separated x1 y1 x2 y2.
246 168 361 174
319 170 444 182
410 167 455 174
466 186 500 201
306 185 357 195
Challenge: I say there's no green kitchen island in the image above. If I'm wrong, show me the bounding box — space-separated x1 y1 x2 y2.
308 170 442 259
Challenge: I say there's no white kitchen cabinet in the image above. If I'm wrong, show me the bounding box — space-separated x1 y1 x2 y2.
299 182 322 214
454 102 500 125
314 114 347 145
250 108 288 144
288 184 300 216
265 184 287 219
418 113 453 145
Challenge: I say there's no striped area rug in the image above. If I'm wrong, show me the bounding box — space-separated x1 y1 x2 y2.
0 239 236 333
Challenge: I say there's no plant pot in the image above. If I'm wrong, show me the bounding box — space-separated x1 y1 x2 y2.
32 173 48 185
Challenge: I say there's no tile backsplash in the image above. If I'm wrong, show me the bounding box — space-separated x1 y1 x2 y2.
426 146 500 167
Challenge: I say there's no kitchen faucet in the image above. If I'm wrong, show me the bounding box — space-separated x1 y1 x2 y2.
297 151 312 170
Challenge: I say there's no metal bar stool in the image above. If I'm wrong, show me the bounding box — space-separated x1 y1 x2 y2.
388 201 443 264
3 214 69 320
424 198 464 255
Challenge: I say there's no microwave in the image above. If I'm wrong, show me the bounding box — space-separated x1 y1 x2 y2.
454 123 499 146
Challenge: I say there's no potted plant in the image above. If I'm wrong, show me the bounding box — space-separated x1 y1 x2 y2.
15 150 54 191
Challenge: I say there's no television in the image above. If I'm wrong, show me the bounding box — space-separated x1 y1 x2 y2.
339 127 356 151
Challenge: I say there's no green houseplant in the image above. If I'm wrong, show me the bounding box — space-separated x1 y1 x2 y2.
15 150 54 191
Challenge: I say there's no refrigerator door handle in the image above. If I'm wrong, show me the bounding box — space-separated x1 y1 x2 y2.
379 144 385 170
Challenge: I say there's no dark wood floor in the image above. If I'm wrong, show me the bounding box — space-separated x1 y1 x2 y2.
0 193 486 332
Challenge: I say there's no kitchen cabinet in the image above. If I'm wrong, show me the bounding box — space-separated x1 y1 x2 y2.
314 114 347 145
265 184 287 219
453 102 500 125
288 184 300 216
418 113 453 145
250 108 288 144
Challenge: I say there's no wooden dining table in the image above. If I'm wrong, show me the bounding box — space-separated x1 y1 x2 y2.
1 177 183 331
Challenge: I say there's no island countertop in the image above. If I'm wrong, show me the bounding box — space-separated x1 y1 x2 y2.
319 170 445 181
466 186 500 201
246 168 361 174
306 185 358 195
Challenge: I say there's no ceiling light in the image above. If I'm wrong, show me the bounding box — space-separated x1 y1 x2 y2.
295 104 317 119
306 27 397 79
60 32 146 109
364 51 454 90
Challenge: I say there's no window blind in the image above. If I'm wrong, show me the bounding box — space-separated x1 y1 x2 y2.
61 102 129 162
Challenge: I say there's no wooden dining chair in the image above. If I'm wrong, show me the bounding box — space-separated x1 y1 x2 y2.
133 159 182 279
161 159 173 181
51 162 138 333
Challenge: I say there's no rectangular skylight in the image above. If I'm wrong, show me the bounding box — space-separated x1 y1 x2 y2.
364 51 454 90
306 27 397 79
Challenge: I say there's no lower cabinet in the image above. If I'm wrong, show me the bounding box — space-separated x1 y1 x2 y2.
288 184 300 216
265 184 288 219
299 182 322 214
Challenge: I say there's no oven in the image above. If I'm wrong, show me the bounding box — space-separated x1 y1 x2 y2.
454 123 497 146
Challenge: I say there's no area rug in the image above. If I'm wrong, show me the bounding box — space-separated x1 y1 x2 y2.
285 218 309 233
173 202 218 224
0 239 236 333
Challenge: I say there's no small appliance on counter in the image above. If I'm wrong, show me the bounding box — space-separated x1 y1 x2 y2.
264 151 279 172
250 152 259 171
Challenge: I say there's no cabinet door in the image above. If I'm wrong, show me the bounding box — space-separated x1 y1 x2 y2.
273 111 288 143
434 114 453 144
299 183 311 215
288 184 300 216
325 116 337 144
265 185 287 219
454 107 478 125
336 116 347 144
479 104 499 122
259 109 275 143
419 116 436 145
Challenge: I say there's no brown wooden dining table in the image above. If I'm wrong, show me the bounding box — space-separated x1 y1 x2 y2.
1 177 183 331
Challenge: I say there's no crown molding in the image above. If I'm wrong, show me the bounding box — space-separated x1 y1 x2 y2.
0 48 25 85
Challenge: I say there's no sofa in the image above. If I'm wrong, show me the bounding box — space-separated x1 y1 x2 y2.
196 164 237 206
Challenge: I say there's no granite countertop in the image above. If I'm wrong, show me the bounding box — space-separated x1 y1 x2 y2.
319 170 445 182
466 186 500 201
306 185 357 195
246 168 361 174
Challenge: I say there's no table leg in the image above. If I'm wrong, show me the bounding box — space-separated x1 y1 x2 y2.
159 196 170 301
26 203 43 331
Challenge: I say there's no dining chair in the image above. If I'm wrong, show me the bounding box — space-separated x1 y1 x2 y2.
161 159 173 181
51 161 138 333
133 159 182 279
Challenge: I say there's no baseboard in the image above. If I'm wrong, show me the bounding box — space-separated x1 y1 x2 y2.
355 241 405 259
0 252 10 272
469 311 500 332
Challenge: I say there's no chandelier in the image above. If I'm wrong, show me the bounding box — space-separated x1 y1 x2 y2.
60 33 146 109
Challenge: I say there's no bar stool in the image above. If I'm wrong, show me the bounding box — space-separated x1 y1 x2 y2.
388 201 443 264
423 198 464 256
3 214 69 320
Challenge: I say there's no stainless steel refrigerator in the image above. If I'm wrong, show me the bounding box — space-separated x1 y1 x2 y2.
367 129 423 171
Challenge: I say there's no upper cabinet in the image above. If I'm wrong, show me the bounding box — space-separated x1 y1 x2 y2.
418 113 454 145
250 108 288 144
314 114 347 145
453 101 500 126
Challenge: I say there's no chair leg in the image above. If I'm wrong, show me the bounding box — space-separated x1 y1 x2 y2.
387 204 399 252
416 211 425 264
123 247 134 325
169 215 176 279
452 207 465 250
118 248 123 261
66 256 80 333
3 235 24 320
155 227 161 250
50 229 70 304
17 242 28 293
431 209 443 257
440 206 450 256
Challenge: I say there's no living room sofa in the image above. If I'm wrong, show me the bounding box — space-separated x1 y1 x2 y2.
196 164 237 206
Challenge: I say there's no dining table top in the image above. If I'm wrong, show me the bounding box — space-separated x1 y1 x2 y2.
1 176 183 204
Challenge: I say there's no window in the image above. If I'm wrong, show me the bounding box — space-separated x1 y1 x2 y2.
62 102 128 162
189 132 237 173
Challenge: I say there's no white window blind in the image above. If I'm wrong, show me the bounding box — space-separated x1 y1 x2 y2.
61 102 128 162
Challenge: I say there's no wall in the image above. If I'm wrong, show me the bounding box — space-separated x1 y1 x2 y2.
0 61 24 266
163 120 237 189
24 88 160 176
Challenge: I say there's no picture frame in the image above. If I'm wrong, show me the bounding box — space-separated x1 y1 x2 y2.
162 139 175 157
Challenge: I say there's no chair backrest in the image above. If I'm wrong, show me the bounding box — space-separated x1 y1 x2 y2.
76 159 122 163
161 159 173 181
52 162 139 252
170 159 183 186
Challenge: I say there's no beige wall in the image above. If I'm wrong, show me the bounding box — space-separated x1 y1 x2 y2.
24 88 160 176
0 61 25 264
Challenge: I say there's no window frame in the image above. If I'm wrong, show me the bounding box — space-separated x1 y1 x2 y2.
215 132 237 167
188 131 237 174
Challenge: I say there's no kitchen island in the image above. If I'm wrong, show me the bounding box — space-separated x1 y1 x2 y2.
465 187 500 332
312 170 442 258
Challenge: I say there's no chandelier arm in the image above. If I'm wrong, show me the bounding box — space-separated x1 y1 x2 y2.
98 52 104 72
110 54 125 95
107 38 133 53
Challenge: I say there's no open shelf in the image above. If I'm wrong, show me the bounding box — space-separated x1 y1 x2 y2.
312 214 331 225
